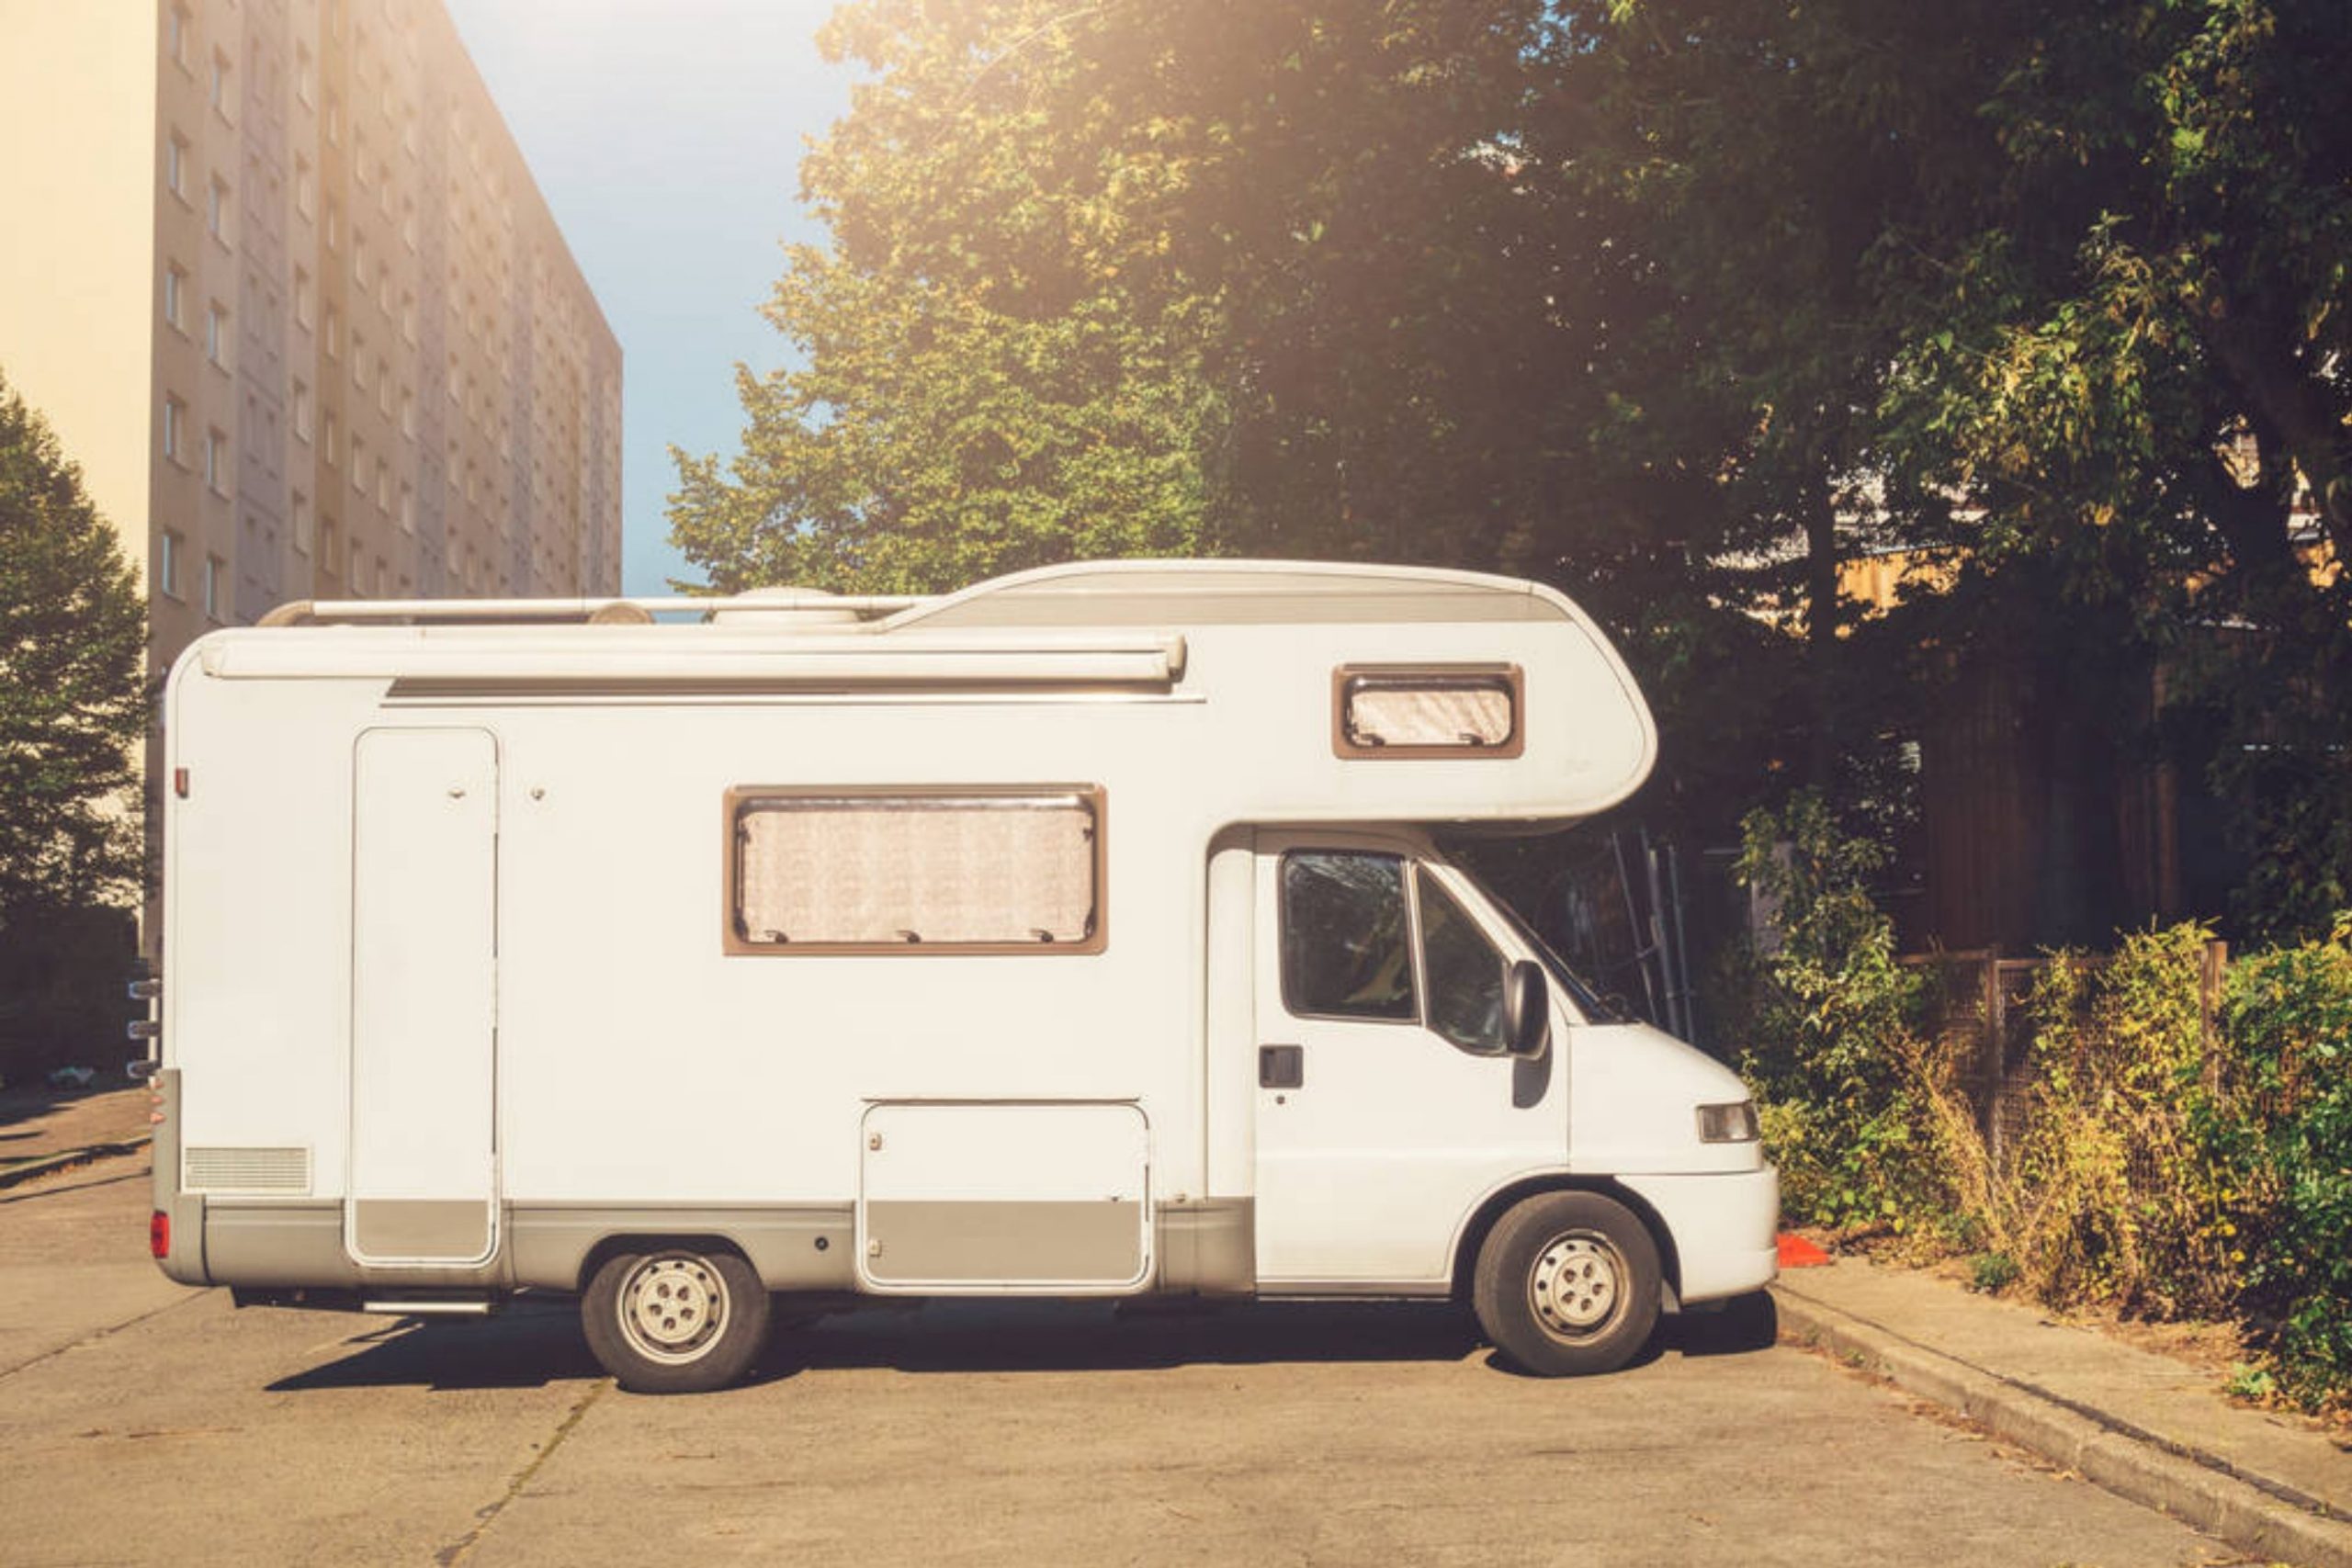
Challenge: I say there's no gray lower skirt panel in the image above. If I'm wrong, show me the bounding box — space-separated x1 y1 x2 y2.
506 1204 856 1292
203 1197 1260 1297
865 1199 1144 1286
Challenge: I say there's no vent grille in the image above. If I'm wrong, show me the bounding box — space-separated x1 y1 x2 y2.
185 1145 311 1195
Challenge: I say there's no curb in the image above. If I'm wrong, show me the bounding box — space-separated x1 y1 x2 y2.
1774 1284 2352 1568
0 1134 153 1191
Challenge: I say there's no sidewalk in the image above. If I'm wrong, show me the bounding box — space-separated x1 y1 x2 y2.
1776 1257 2352 1568
0 1085 152 1188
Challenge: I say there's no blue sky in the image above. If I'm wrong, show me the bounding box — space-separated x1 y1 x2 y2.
445 0 854 593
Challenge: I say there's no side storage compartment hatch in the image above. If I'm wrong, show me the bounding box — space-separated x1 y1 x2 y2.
858 1101 1150 1292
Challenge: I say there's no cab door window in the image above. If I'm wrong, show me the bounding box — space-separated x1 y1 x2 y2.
1417 868 1509 1052
1280 851 1416 1021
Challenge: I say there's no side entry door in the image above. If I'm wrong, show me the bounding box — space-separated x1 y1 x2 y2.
346 727 500 1267
1251 832 1560 1288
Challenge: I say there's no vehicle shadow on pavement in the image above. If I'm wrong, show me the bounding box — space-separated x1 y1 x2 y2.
265 1293 1779 1393
769 1293 1779 1380
265 1301 611 1393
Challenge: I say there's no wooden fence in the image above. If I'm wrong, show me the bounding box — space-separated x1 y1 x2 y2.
1903 942 2231 1164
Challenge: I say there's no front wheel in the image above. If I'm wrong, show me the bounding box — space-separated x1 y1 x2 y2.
1473 1191 1661 1377
582 1247 769 1393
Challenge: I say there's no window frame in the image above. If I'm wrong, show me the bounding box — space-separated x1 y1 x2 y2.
721 784 1109 957
1274 849 1521 1054
1276 848 1421 1027
1330 662 1525 760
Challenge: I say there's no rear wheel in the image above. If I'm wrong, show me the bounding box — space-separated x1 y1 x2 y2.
582 1247 768 1393
1474 1191 1660 1377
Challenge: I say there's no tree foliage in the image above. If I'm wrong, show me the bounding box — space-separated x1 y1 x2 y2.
676 0 2352 931
0 367 146 919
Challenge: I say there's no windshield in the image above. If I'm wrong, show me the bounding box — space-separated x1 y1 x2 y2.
1447 861 1627 1024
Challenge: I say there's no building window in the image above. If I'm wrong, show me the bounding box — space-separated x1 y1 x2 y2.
321 514 340 574
354 232 369 296
292 379 311 441
325 90 341 147
209 49 233 118
397 481 413 535
353 334 368 389
399 388 414 439
208 175 232 246
294 266 312 328
727 786 1105 955
324 304 341 359
1332 665 1523 759
295 155 313 220
322 407 338 460
203 555 224 620
377 364 391 417
163 265 186 332
204 429 227 494
166 132 189 200
162 395 185 462
167 3 191 68
205 301 229 367
350 434 366 492
296 40 313 107
292 490 311 555
325 198 339 252
159 531 183 599
400 291 415 344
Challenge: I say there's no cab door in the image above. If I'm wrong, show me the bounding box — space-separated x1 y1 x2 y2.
1250 831 1562 1288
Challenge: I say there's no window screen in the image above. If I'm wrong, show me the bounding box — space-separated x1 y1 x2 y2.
1280 852 1416 1021
1335 665 1522 756
730 788 1102 953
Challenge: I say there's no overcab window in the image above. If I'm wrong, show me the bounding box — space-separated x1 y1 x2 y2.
1334 664 1523 758
727 786 1104 954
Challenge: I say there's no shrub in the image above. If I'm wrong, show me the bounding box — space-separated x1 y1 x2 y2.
1729 792 1943 1230
2219 920 2352 1408
1994 927 2246 1318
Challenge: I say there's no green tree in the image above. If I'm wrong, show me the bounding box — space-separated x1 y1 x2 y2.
0 367 147 1077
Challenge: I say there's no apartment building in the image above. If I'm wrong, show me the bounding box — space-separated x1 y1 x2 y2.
0 0 623 689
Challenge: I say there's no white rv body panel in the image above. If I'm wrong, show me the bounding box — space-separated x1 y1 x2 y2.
149 559 1773 1340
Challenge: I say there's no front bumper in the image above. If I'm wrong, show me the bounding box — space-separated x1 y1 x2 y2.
1619 1165 1781 1305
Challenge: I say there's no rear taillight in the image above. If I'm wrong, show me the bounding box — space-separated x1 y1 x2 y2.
150 1211 170 1258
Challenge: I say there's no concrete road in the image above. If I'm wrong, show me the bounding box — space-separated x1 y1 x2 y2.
0 1157 2239 1568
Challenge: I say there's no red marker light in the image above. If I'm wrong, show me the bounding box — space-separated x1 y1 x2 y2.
150 1211 170 1258
173 768 189 798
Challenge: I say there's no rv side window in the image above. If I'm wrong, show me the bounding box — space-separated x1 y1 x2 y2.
1334 664 1522 757
1280 852 1417 1021
728 786 1103 954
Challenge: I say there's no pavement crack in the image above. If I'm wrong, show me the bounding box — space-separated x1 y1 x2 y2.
0 1289 208 1384
435 1379 609 1567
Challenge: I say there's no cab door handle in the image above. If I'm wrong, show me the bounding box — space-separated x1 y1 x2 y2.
1260 1044 1304 1089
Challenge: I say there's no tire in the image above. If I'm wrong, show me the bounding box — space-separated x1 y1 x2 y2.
582 1247 770 1393
1473 1191 1661 1377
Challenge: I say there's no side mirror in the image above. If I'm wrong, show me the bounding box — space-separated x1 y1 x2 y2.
1503 959 1550 1058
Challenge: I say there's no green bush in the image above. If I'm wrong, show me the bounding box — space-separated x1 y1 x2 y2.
1729 792 1943 1230
2218 921 2352 1408
1987 929 2245 1319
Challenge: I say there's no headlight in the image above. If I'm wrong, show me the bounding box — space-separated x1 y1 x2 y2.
1697 1100 1760 1144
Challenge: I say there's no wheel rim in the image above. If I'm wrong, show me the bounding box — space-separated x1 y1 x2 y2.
1527 1230 1627 1342
616 1254 729 1365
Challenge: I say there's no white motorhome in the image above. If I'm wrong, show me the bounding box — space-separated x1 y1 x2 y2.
142 559 1777 1392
